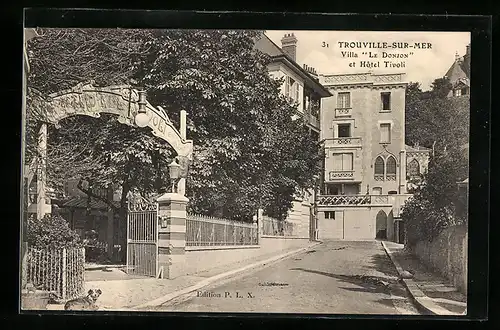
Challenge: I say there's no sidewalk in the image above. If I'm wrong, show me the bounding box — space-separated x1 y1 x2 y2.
81 241 319 310
382 241 467 316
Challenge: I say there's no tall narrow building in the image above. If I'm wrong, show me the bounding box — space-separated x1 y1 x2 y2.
254 32 332 238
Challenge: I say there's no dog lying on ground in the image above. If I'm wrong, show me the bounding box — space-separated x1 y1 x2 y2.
64 289 102 311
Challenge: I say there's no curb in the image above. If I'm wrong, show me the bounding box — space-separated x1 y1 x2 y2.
381 241 462 316
131 241 322 310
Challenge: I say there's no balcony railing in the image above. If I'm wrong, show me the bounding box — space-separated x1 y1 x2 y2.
328 171 354 180
335 107 352 117
317 194 412 208
324 137 362 148
308 113 319 128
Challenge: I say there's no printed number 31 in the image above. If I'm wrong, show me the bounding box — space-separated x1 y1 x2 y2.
322 42 329 48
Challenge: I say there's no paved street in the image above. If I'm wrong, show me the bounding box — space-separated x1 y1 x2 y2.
155 240 421 314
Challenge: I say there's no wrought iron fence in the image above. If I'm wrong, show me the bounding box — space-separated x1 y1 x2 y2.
186 214 258 247
261 216 295 236
25 247 85 301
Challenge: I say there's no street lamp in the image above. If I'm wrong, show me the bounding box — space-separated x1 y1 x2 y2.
168 158 181 193
134 90 151 128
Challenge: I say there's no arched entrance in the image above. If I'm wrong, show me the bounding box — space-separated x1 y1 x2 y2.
375 210 388 239
27 82 194 276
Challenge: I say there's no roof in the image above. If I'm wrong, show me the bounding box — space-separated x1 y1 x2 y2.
444 59 468 84
61 196 119 210
405 144 431 152
255 33 332 97
254 33 284 57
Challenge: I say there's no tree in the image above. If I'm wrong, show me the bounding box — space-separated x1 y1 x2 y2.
26 28 321 225
405 77 468 151
402 77 469 247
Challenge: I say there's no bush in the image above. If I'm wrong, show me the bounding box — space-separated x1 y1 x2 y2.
26 214 83 249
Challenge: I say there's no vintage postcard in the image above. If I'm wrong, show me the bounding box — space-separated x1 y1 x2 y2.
21 19 471 315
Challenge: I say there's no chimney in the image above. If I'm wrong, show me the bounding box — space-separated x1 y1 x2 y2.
281 33 298 62
304 63 319 81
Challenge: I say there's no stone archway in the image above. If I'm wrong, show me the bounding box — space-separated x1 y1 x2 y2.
32 81 194 211
45 81 193 159
375 210 388 239
28 82 194 264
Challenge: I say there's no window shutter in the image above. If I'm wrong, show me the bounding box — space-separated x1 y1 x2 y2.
343 153 353 171
332 154 342 171
380 124 391 143
285 77 290 97
295 83 300 102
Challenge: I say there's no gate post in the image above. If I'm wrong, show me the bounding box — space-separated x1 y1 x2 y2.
157 192 188 279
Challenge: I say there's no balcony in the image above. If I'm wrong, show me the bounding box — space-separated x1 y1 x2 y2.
335 107 352 117
317 194 413 209
328 171 354 180
308 113 319 129
324 137 362 148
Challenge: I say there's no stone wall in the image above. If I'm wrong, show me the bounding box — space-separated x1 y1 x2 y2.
413 225 468 294
183 237 310 276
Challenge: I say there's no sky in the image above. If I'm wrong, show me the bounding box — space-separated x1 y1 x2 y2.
265 30 470 91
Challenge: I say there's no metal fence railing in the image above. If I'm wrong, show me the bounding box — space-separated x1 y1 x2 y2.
186 214 258 247
25 247 85 301
261 216 295 237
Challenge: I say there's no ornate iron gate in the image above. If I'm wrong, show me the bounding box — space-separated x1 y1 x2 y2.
126 196 158 277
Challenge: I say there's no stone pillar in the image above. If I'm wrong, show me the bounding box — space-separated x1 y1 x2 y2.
157 193 188 279
178 110 187 196
399 150 407 194
257 209 263 242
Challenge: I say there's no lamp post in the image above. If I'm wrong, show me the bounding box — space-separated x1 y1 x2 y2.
168 158 181 193
134 90 151 128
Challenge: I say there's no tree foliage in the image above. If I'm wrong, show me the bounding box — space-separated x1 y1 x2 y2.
402 78 469 247
26 28 320 223
26 214 82 249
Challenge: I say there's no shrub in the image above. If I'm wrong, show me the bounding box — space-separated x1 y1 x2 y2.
26 214 83 249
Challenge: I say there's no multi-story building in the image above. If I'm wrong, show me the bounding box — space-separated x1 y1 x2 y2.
315 72 423 241
319 72 408 196
254 33 332 237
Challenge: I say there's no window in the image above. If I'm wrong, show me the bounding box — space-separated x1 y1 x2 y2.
327 186 340 195
285 76 299 103
337 124 351 138
380 123 391 143
285 76 290 97
407 158 420 177
337 92 351 108
381 92 391 111
374 156 384 180
332 153 353 171
386 156 397 180
388 191 398 195
372 187 382 195
386 156 397 175
295 82 300 102
325 211 335 219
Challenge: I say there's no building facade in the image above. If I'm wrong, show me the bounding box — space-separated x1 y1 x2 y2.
319 72 408 196
254 33 332 237
315 72 424 241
